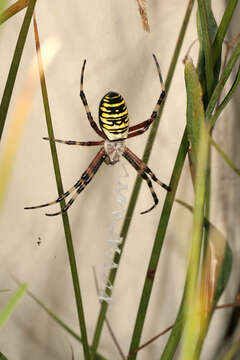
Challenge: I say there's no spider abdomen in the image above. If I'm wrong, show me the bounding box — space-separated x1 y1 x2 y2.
99 92 129 141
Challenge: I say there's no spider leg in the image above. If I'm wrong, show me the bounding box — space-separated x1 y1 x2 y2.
124 146 171 191
127 129 148 139
43 137 104 146
80 60 105 139
24 148 106 216
122 148 159 214
128 54 166 137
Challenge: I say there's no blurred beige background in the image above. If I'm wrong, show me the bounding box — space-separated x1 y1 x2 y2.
0 1 240 359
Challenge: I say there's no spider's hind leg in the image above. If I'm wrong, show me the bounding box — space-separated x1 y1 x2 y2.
122 148 159 214
122 146 171 214
25 147 106 216
24 179 84 210
124 147 171 191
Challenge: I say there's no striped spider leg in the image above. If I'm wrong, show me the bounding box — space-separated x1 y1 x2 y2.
24 147 106 216
42 137 104 146
127 54 166 139
122 146 171 214
80 60 106 139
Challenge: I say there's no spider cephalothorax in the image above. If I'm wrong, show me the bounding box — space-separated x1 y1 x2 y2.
25 55 171 216
104 140 125 165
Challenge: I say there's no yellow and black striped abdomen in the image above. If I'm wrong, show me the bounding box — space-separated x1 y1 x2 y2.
99 92 129 141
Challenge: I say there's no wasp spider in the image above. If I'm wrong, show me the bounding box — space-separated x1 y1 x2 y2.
25 55 171 216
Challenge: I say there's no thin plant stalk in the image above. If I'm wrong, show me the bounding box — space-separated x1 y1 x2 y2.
90 1 195 357
33 15 90 360
180 122 210 360
128 128 189 359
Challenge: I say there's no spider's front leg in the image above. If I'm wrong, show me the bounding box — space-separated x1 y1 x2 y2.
128 54 166 139
80 60 106 139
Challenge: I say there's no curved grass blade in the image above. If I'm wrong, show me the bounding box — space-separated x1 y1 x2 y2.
33 15 90 359
209 62 240 127
0 0 37 140
197 0 218 101
0 284 27 329
212 0 239 66
0 0 29 25
210 137 240 177
197 0 215 101
90 1 195 357
206 38 240 125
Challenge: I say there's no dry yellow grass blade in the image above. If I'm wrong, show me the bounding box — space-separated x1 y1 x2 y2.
136 0 150 32
0 35 61 213
0 0 29 24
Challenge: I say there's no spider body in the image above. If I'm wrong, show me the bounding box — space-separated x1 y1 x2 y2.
99 92 129 141
104 139 125 165
25 55 171 216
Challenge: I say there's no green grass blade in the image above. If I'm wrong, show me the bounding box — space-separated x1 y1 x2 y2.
0 353 8 360
185 56 205 177
90 1 195 357
210 137 240 176
0 0 8 19
0 284 27 329
180 124 209 360
209 62 240 126
33 16 90 359
197 0 218 97
206 39 240 124
221 337 240 360
197 0 214 100
178 54 210 360
212 0 238 65
177 199 232 358
196 0 217 271
0 0 29 25
0 0 37 140
28 289 82 342
160 195 232 359
160 286 187 359
23 288 107 360
128 128 189 359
